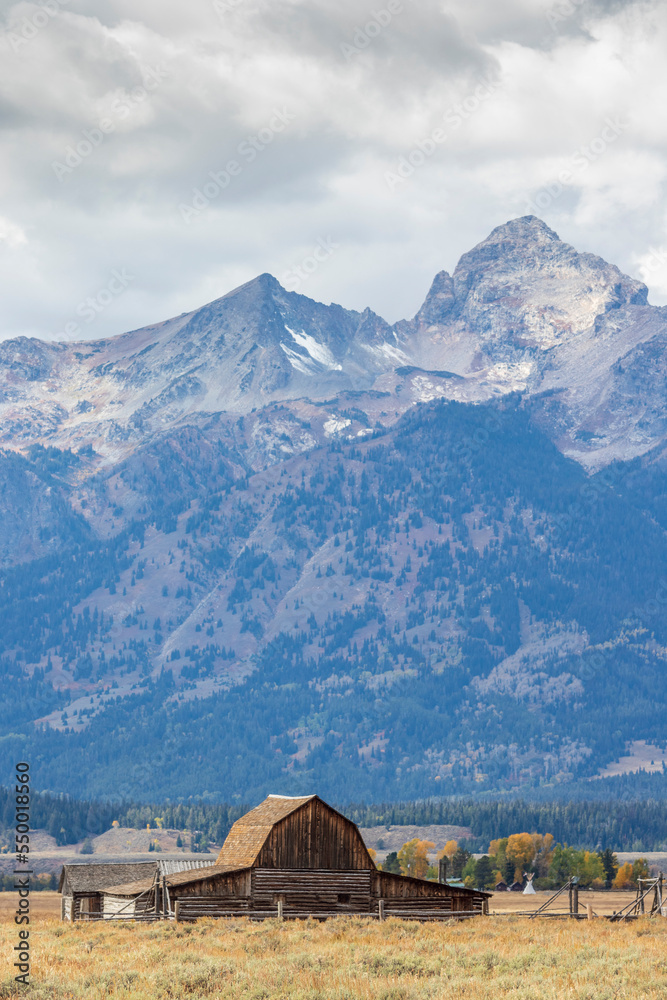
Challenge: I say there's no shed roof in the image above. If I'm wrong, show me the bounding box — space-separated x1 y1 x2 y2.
103 864 247 897
58 862 155 894
157 859 216 876
215 794 317 869
59 858 215 895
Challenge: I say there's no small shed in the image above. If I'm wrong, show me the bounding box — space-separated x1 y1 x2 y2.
59 862 155 921
60 859 215 921
101 794 491 921
494 880 508 892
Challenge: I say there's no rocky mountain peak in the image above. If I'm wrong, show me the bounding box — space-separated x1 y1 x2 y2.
452 216 647 314
408 216 648 350
0 217 665 472
220 271 284 305
415 271 456 324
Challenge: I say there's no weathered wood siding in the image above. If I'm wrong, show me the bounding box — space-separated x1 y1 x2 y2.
175 897 252 919
171 868 487 921
103 894 136 919
252 869 373 914
70 893 102 921
255 799 373 870
373 871 486 915
173 868 252 899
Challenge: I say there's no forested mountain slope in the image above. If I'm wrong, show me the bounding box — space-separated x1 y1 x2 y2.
2 399 666 801
1 217 667 802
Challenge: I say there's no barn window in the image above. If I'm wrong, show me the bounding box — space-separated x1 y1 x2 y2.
337 893 350 904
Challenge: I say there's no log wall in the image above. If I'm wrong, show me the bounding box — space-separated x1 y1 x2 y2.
373 871 486 912
252 868 372 914
171 868 487 921
175 868 252 898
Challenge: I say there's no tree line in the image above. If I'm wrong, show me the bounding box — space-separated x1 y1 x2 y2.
1 785 666 852
379 834 650 891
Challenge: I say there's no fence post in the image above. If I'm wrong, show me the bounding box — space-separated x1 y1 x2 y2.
277 900 284 921
572 885 579 917
587 904 594 921
174 900 180 924
378 899 385 922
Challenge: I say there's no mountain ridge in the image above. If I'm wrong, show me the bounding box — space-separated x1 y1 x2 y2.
2 217 667 803
1 216 666 472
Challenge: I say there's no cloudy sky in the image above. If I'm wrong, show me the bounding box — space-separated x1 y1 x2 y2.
1 0 666 341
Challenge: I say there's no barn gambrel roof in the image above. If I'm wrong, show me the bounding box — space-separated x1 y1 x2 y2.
216 794 318 869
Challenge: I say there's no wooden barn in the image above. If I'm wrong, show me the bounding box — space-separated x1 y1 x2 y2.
59 859 215 921
101 794 490 921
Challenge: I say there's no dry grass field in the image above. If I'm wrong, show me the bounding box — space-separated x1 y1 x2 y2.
1 896 666 1000
0 893 60 922
0 889 646 921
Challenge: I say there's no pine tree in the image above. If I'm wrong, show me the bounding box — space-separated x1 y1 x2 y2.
382 851 401 874
474 855 494 889
599 848 618 888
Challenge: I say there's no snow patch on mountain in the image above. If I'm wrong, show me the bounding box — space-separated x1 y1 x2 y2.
364 341 411 365
285 326 342 371
479 361 534 391
279 342 315 375
324 415 352 436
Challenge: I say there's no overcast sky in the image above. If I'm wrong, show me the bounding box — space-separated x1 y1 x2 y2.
1 0 666 341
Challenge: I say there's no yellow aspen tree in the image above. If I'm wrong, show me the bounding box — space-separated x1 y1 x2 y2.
438 840 458 860
506 833 536 869
398 839 435 878
612 862 635 889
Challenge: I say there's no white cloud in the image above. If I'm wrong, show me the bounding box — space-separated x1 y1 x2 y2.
0 0 665 341
0 216 28 247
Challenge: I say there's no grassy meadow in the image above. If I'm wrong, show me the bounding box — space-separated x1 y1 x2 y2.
1 901 666 1000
